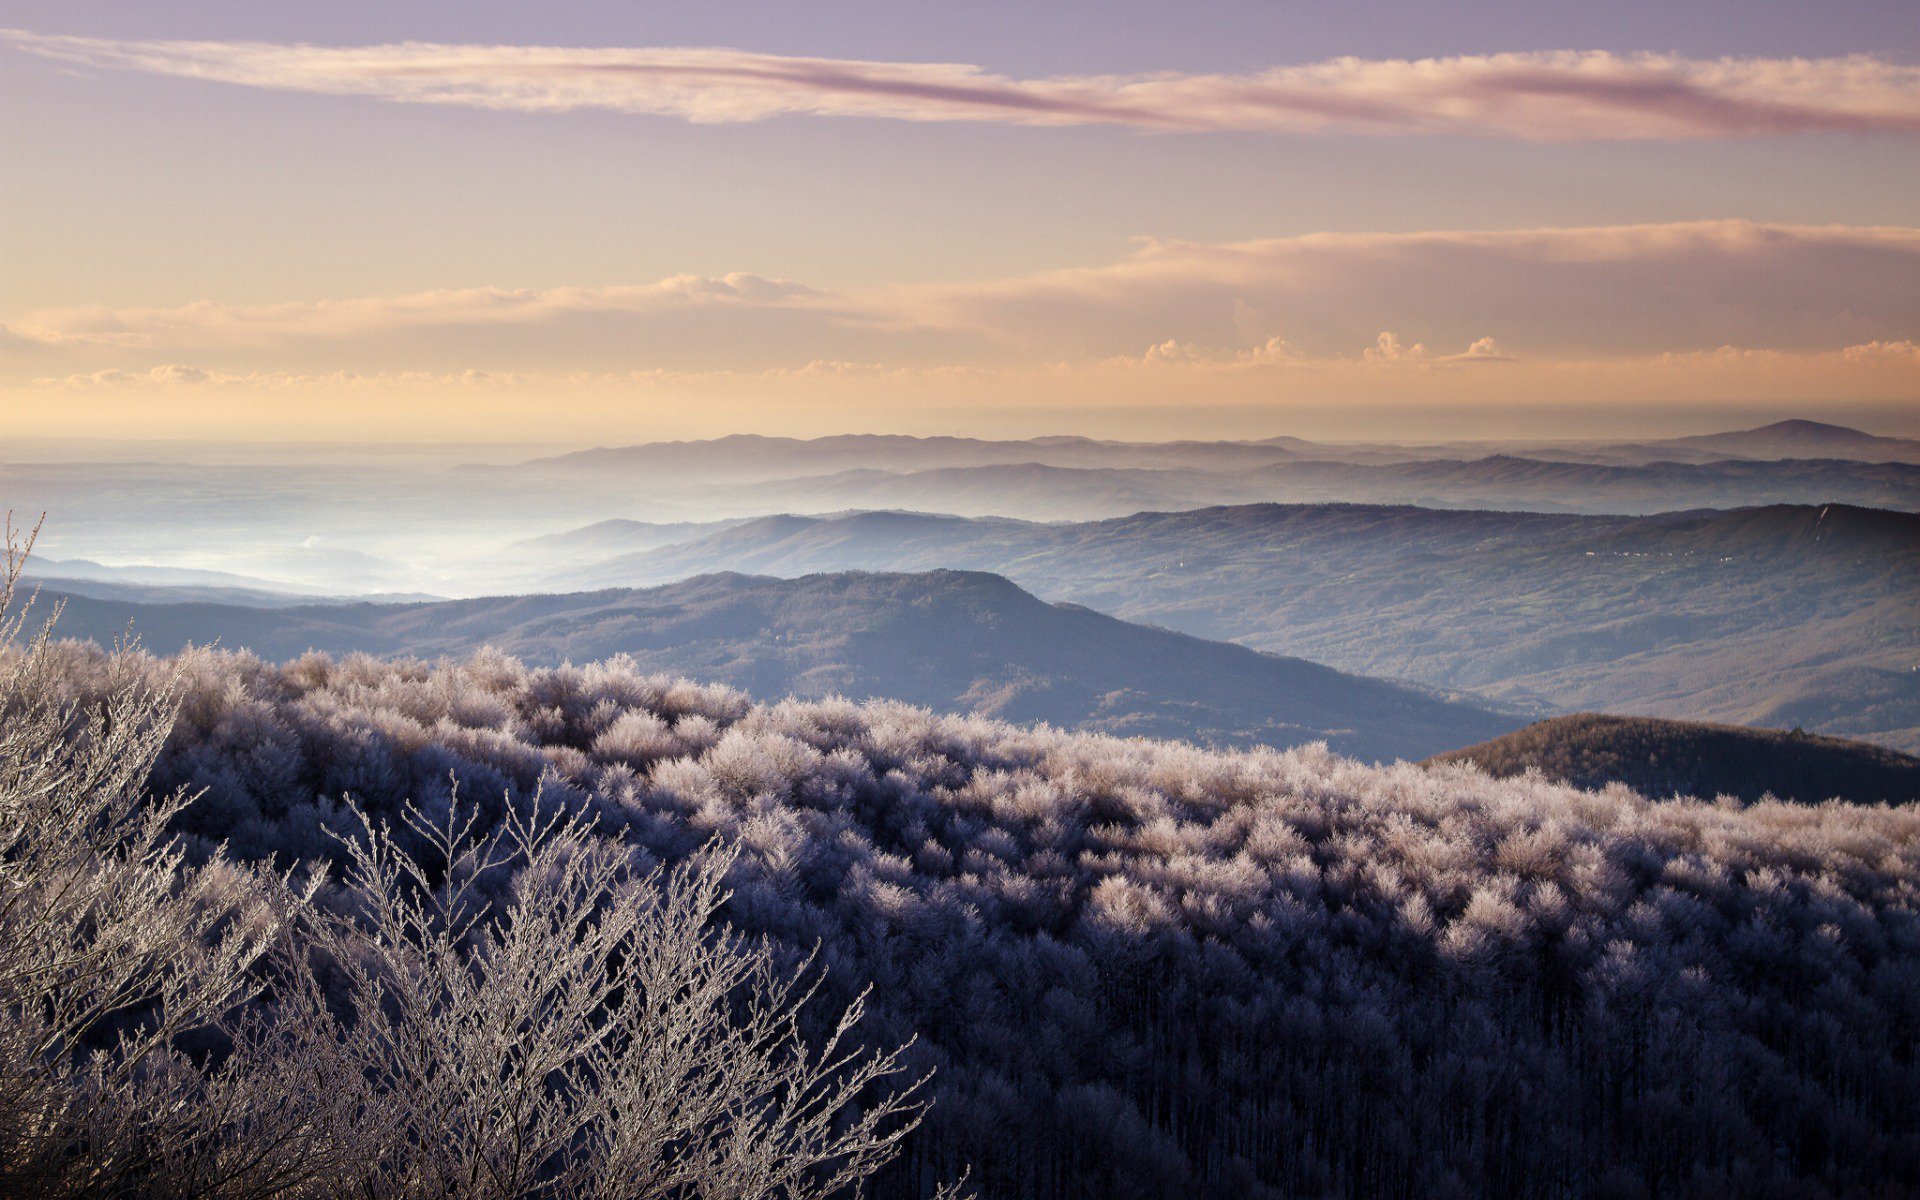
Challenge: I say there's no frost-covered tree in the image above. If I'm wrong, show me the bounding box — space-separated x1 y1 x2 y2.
267 796 931 1200
0 525 937 1200
0 521 276 1198
20 617 1920 1198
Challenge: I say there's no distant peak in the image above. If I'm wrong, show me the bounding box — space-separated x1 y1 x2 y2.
1747 418 1868 437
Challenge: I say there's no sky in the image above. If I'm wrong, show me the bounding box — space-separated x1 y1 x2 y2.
2 1 1917 443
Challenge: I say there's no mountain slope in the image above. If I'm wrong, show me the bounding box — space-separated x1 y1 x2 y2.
460 428 1920 522
483 432 1307 479
39 569 1519 762
1237 455 1920 512
547 502 1920 752
1427 713 1920 805
508 516 751 559
504 455 1920 522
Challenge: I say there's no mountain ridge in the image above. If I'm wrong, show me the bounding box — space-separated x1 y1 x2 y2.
35 567 1523 762
531 502 1920 752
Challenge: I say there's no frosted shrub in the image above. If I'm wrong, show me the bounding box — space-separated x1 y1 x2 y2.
0 526 936 1200
267 798 931 1200
0 523 277 1198
18 632 1920 1198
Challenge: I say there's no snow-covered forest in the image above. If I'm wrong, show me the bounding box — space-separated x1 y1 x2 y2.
13 625 1920 1198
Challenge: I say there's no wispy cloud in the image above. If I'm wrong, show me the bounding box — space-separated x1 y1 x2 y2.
901 221 1920 360
32 364 520 390
8 273 831 351
7 30 1919 140
6 222 1916 376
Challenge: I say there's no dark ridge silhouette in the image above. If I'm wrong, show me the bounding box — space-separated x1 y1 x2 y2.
32 568 1520 761
1427 713 1920 804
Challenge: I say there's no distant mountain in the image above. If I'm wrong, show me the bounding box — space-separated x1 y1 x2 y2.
546 502 1920 753
26 556 316 594
22 558 441 607
484 433 1306 480
1651 419 1920 464
27 577 436 610
38 569 1520 762
508 517 752 560
1731 665 1920 754
22 429 1900 595
467 425 1920 522
750 464 1201 521
1428 714 1920 805
557 511 1040 582
486 421 1920 483
501 454 1918 523
1239 455 1920 513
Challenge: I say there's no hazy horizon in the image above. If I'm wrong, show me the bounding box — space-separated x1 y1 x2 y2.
5 410 1920 462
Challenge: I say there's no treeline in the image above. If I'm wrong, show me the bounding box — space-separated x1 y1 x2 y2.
20 637 1920 1199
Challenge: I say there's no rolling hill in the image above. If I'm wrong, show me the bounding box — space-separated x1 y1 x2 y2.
493 453 1920 521
541 502 1920 752
507 516 753 560
36 569 1520 762
484 420 1920 480
13 422 1912 600
456 424 1920 523
487 432 1309 478
1427 713 1920 805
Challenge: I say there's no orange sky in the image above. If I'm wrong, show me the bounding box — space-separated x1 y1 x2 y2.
3 10 1916 442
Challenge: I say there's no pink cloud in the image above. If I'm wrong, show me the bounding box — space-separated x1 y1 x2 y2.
5 222 1916 377
912 222 1920 360
6 31 1919 140
1365 333 1428 363
1437 337 1517 364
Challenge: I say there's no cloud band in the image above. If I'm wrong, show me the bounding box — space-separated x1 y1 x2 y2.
7 30 1920 140
5 222 1916 377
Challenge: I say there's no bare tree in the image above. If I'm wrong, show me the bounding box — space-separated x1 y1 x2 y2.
0 518 278 1198
277 795 932 1200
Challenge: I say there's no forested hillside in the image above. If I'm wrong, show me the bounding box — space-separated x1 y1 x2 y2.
33 640 1920 1199
34 569 1518 761
550 503 1920 751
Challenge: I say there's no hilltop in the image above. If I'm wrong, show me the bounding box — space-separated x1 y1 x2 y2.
1428 713 1920 805
1652 418 1920 463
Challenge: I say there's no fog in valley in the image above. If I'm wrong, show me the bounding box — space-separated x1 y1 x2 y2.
11 420 1916 759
